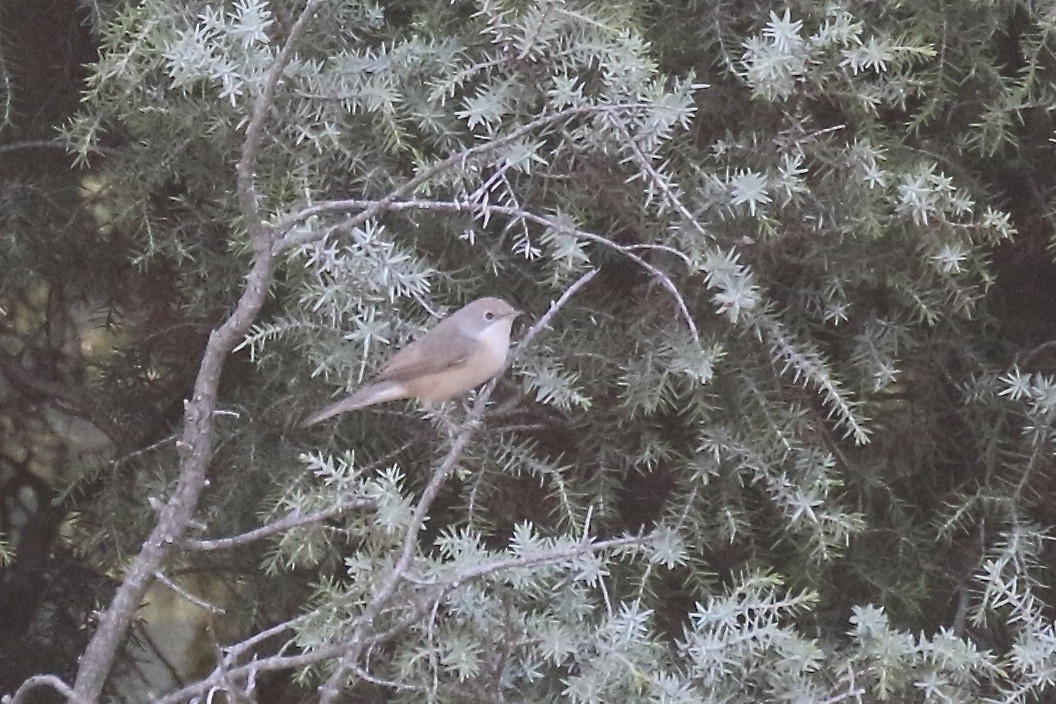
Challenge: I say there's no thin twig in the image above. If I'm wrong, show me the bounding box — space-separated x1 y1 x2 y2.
112 433 178 467
2 675 75 704
222 615 305 665
0 139 71 155
153 571 226 615
277 195 700 341
274 103 654 251
1019 339 1056 367
183 498 375 551
155 616 306 704
186 433 423 551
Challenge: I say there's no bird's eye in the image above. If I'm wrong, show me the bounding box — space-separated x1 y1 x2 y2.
484 311 496 321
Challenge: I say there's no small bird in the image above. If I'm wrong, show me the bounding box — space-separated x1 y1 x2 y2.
301 297 521 427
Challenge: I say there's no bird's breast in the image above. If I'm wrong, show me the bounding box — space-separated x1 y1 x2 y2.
405 325 510 402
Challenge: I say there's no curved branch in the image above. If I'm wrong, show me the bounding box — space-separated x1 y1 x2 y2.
67 3 328 701
273 103 654 251
277 196 700 341
2 675 74 704
183 499 375 551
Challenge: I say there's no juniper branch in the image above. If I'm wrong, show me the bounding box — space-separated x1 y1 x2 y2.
273 103 655 251
183 499 375 552
151 496 645 704
67 3 329 700
276 196 699 340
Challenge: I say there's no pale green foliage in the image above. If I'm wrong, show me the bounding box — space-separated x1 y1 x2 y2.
739 8 935 106
848 605 1003 701
262 451 376 572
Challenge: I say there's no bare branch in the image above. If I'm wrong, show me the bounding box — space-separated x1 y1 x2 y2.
68 3 329 700
1019 338 1056 367
511 269 599 362
150 645 352 704
0 139 70 155
2 675 74 704
111 433 178 468
183 499 375 551
153 571 226 615
223 615 305 664
186 435 422 551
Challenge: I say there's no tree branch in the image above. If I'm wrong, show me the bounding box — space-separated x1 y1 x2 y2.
273 103 654 252
183 499 375 551
185 435 421 551
0 139 71 155
2 675 75 704
153 570 226 615
67 3 328 701
149 515 643 704
277 195 700 341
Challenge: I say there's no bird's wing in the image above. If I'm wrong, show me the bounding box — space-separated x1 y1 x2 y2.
376 320 475 382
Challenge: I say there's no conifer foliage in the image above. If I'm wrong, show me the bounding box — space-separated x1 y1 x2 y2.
5 0 1056 702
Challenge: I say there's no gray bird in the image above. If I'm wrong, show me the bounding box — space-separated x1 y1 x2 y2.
301 297 521 427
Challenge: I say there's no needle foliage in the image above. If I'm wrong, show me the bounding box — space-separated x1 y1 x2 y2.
6 0 1056 702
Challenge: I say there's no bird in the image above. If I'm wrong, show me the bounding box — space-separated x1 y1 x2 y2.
300 297 521 427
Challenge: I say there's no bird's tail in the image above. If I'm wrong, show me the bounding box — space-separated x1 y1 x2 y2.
300 381 406 427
